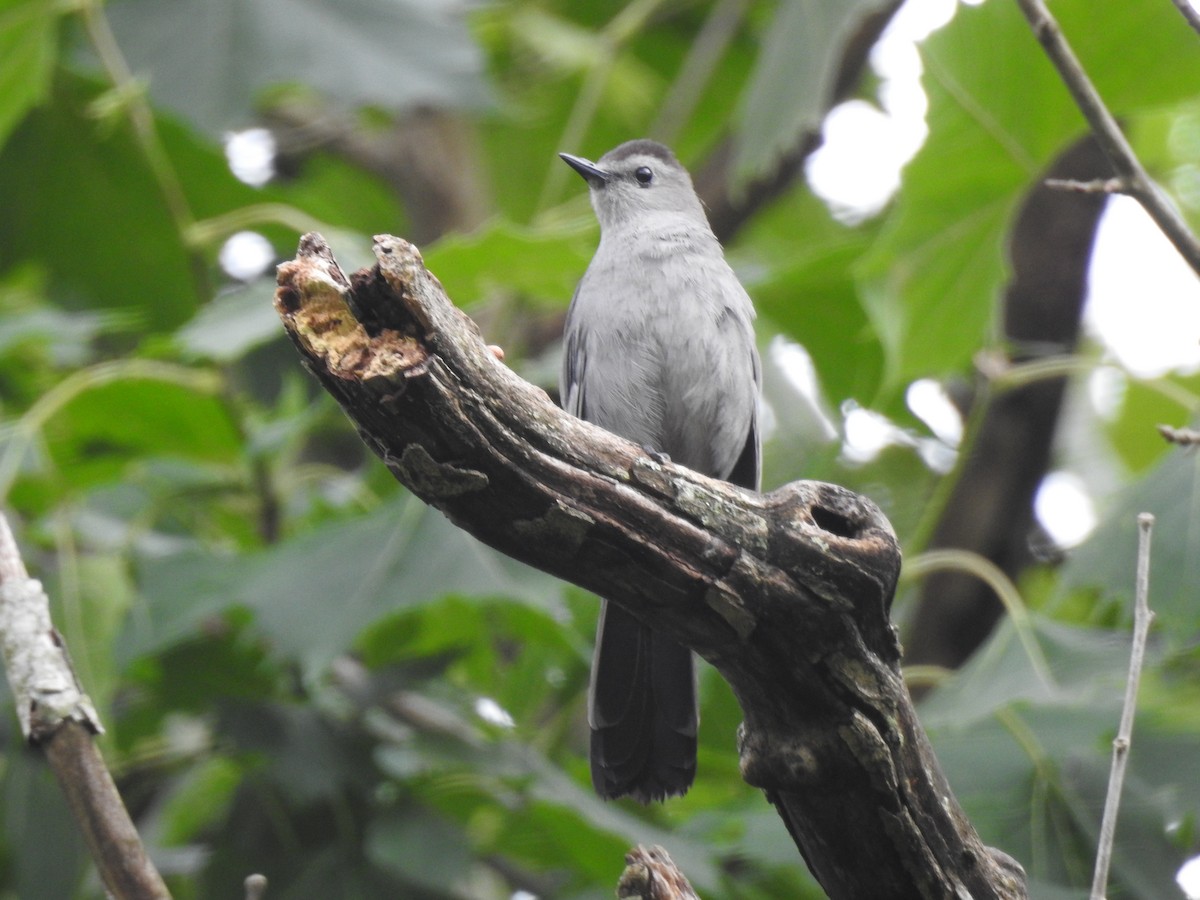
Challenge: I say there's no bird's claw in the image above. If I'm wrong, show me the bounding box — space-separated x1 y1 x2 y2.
642 445 671 465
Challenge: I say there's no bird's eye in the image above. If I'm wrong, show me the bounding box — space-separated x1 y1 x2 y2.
634 166 654 185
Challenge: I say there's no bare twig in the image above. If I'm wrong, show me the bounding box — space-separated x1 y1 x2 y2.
0 512 170 900
1044 177 1127 195
1090 513 1156 900
76 0 209 297
1013 0 1200 276
1158 423 1200 446
1170 0 1200 36
244 873 268 900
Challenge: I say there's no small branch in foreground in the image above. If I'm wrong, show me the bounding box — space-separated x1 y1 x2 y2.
1170 0 1200 36
0 513 170 900
1158 423 1200 446
1045 177 1127 195
617 846 698 900
1090 513 1156 900
1014 0 1200 276
244 873 268 900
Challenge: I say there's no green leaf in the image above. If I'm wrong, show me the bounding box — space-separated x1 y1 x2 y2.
1103 373 1200 474
859 0 1200 396
0 75 254 331
0 302 111 371
734 0 887 184
156 756 243 846
737 189 884 407
919 617 1130 730
43 376 241 488
1060 446 1200 645
423 218 595 309
356 596 587 732
365 806 475 897
103 0 490 135
174 279 284 362
125 495 566 670
0 0 58 151
0 93 196 329
922 617 1193 897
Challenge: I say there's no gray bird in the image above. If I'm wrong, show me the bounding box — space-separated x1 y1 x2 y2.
559 139 761 802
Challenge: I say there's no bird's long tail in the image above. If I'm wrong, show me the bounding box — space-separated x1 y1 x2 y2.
588 599 698 802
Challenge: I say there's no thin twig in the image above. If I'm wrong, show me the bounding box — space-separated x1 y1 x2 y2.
1170 0 1200 36
1090 513 1156 900
76 0 211 301
0 515 102 738
1044 177 1127 195
903 549 1054 689
1013 0 1200 276
1158 423 1200 446
244 874 268 900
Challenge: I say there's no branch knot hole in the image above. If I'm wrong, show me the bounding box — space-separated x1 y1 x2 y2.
811 504 861 539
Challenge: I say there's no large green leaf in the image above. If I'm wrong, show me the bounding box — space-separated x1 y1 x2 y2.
922 617 1193 897
859 0 1200 395
0 80 200 329
103 0 490 135
124 495 566 670
174 279 284 362
0 0 58 151
1060 444 1200 645
737 188 884 408
42 376 242 489
423 218 595 310
734 0 891 184
0 75 261 331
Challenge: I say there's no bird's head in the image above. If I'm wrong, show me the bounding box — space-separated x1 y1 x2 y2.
560 140 707 233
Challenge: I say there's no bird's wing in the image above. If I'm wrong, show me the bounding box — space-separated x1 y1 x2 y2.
560 285 589 419
725 340 761 491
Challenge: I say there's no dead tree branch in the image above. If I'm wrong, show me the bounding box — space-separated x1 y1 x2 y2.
0 513 170 900
617 846 699 900
274 233 1028 900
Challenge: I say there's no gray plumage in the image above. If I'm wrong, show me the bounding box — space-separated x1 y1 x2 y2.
559 139 761 802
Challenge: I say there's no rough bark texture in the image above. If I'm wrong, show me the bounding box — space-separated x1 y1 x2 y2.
0 515 171 900
42 721 172 900
904 136 1112 671
274 233 1028 900
617 846 699 900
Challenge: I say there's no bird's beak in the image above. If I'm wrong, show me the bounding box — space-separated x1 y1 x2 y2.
559 152 610 186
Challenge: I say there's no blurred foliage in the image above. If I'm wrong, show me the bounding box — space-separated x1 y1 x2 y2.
0 0 1199 897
